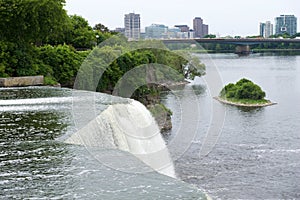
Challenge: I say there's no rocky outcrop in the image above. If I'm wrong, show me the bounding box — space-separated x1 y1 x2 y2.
148 104 172 133
0 76 44 87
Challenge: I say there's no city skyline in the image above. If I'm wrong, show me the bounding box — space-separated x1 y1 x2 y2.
65 0 299 37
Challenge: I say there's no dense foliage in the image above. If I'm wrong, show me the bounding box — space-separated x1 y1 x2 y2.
0 0 205 102
0 0 111 85
0 0 69 45
220 78 266 100
75 39 205 99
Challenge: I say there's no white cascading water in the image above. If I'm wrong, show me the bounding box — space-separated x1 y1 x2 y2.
65 100 176 178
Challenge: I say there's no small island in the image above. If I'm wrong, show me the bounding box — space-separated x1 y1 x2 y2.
215 78 277 107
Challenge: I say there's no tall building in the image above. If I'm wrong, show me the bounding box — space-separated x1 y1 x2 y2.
193 17 209 38
275 15 297 36
124 13 140 40
202 24 209 37
145 24 168 39
259 21 273 38
265 21 273 38
259 23 266 37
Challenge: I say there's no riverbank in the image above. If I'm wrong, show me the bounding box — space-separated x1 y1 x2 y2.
252 49 300 53
176 49 300 55
131 80 190 133
214 96 277 107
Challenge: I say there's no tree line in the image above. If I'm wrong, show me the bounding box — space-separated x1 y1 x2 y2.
0 0 114 83
0 0 205 100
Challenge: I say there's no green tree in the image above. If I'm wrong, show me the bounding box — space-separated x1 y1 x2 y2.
38 44 88 86
220 78 266 100
291 33 300 39
220 83 236 98
64 15 96 49
93 23 109 32
0 0 69 45
204 34 216 38
235 82 265 100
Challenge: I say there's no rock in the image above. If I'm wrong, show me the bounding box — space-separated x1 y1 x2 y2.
148 104 173 133
0 76 44 87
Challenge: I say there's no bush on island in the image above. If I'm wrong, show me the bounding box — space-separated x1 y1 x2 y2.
220 78 266 100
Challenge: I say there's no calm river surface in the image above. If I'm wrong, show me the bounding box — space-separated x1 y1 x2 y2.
163 53 300 199
1 53 300 199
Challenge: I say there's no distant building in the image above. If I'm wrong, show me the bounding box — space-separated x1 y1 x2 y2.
178 32 189 39
259 21 273 38
140 32 146 40
259 23 266 37
275 15 297 36
202 24 209 37
145 24 168 39
193 17 209 38
168 27 181 38
124 13 141 40
189 29 195 39
174 25 190 32
114 27 125 35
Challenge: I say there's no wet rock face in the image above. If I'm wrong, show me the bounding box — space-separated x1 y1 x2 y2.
0 76 44 87
147 104 173 133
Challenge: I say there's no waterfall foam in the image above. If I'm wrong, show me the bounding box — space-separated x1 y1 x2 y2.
65 99 176 178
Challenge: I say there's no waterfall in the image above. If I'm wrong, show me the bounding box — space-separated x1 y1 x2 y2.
65 99 176 178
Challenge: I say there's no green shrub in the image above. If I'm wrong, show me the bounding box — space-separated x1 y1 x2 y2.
220 78 266 100
38 44 87 86
0 41 40 77
44 76 58 86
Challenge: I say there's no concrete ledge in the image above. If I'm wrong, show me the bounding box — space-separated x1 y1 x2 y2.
0 76 44 87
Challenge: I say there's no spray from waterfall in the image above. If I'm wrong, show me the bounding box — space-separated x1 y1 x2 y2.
65 99 176 178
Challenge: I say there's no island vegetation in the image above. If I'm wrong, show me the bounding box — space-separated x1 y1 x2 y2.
216 78 276 107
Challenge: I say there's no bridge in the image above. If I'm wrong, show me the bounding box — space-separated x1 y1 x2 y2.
161 38 300 54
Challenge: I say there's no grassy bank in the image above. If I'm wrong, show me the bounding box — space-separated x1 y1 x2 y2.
214 96 276 107
219 97 269 104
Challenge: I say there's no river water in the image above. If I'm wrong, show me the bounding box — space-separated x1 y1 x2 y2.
0 87 206 199
1 53 300 199
162 53 300 199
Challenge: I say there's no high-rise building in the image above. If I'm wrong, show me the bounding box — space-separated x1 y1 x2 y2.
193 17 209 38
124 13 140 40
202 24 209 37
193 17 203 38
259 23 266 37
259 21 273 38
145 24 168 39
265 21 273 38
275 15 297 36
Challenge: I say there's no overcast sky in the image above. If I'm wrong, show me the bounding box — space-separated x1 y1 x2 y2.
65 0 299 36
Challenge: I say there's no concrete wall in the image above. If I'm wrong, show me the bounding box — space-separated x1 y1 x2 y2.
0 76 44 87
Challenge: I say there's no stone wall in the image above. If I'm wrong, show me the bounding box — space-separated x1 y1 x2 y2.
0 76 44 87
